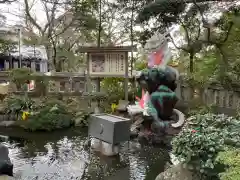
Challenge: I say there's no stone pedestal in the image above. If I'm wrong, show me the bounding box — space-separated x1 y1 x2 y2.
90 138 120 156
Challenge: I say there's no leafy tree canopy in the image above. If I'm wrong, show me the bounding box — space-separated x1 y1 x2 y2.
0 39 16 54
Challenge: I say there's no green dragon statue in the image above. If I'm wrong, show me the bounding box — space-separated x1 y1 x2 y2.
135 66 180 144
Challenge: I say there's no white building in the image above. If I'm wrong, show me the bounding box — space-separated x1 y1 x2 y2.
0 26 49 72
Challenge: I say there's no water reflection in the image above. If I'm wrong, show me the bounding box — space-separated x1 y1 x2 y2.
0 129 169 180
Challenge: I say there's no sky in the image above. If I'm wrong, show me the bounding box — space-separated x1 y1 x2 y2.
0 0 54 26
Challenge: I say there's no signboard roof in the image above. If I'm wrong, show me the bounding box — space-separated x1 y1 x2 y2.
78 46 137 53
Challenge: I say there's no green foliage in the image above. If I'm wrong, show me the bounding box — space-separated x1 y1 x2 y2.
217 13 240 84
4 95 34 119
9 68 49 95
172 114 240 179
102 77 125 102
73 0 98 27
135 60 147 70
0 38 15 53
137 0 210 48
20 100 74 132
63 97 91 125
172 124 224 178
187 104 215 117
137 0 240 79
74 111 90 127
183 50 219 85
10 68 33 89
216 149 240 180
137 0 186 26
4 95 91 130
31 72 49 96
186 114 240 147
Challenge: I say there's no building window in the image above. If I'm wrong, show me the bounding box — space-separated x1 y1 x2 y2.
27 61 31 68
4 60 9 70
22 61 31 68
36 62 40 72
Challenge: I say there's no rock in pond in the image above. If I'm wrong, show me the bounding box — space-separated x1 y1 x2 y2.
0 144 13 176
0 121 15 127
155 164 198 180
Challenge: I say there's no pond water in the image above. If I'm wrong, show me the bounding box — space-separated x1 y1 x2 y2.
0 127 170 180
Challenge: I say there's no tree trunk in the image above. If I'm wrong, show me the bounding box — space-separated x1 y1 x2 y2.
217 45 228 73
189 53 194 73
189 52 194 100
130 0 135 101
52 42 58 71
97 0 102 48
45 43 54 71
130 0 134 76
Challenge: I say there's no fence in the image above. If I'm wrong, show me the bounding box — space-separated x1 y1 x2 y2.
0 71 107 112
176 79 239 115
0 72 97 95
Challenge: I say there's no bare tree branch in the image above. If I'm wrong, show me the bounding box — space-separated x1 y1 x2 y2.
179 19 191 46
24 0 43 35
195 19 201 40
168 33 188 51
42 0 58 34
221 21 234 43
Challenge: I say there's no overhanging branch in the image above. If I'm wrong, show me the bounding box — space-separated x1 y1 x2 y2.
222 21 234 43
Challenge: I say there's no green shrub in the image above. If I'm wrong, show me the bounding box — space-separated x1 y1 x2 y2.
31 72 49 96
172 124 224 178
187 104 215 116
10 68 32 89
216 149 240 180
188 114 240 147
19 101 74 131
172 114 240 179
4 95 34 119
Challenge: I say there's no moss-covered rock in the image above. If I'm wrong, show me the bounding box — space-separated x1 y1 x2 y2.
217 149 240 180
155 164 197 180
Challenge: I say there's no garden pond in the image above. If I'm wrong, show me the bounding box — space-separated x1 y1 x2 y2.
0 127 170 180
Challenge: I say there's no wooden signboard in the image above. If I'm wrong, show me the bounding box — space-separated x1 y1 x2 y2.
77 46 136 77
78 46 137 100
89 52 126 76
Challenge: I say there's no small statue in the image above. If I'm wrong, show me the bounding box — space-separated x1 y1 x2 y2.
135 66 179 144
